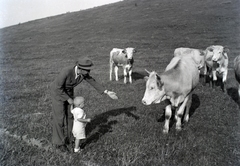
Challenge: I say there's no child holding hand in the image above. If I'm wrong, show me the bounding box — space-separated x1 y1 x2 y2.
71 96 91 153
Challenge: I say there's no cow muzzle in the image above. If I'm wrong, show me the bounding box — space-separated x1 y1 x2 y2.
127 58 134 64
212 61 219 69
142 99 148 105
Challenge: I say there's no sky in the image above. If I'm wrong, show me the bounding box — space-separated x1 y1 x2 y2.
0 0 122 29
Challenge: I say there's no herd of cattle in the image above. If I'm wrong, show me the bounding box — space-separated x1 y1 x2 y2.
109 45 240 133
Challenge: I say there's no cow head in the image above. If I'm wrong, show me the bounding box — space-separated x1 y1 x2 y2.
206 45 229 62
122 47 136 60
142 70 165 105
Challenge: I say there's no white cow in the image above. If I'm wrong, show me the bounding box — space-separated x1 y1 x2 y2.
234 55 240 96
204 45 229 92
174 47 206 70
110 47 136 84
142 56 199 133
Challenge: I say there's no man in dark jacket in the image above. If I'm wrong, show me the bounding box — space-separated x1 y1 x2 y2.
50 57 118 152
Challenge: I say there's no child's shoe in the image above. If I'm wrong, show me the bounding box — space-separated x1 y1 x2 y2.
74 148 82 153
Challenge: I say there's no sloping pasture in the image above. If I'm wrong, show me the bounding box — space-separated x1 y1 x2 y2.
0 0 240 165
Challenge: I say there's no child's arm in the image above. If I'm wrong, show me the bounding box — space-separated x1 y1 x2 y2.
77 118 91 123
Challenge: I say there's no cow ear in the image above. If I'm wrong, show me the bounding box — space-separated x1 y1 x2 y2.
223 47 229 53
199 49 206 56
156 74 164 89
156 74 163 84
133 48 137 53
156 74 161 82
207 46 213 52
223 47 229 59
144 76 149 82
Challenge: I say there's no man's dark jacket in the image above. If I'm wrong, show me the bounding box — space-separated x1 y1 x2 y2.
51 66 105 101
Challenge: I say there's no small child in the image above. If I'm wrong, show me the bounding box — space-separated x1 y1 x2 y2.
71 96 91 153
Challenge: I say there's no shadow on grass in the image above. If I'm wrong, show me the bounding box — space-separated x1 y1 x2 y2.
81 106 139 148
227 87 239 107
201 74 226 92
117 72 146 81
157 94 200 131
132 72 146 80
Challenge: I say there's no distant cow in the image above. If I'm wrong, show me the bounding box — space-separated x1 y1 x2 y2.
234 55 240 96
204 45 229 92
142 56 199 133
110 47 136 84
174 47 206 70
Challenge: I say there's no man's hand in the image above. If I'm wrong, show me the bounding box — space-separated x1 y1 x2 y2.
86 118 91 123
104 90 118 100
67 98 73 104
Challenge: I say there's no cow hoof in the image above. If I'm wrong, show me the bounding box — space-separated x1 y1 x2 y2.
222 88 227 93
184 115 189 122
163 129 169 134
176 126 182 131
174 115 177 121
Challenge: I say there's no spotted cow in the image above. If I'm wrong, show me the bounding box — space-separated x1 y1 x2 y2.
109 47 136 84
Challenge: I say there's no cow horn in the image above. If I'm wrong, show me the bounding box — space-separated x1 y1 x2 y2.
145 69 151 74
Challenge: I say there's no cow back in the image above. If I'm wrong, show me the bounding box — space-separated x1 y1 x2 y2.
174 47 205 69
111 51 126 65
162 56 199 99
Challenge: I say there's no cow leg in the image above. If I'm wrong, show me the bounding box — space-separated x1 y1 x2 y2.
114 66 119 81
129 69 132 84
110 62 113 81
176 96 189 131
184 93 192 123
212 70 217 89
238 83 240 97
163 104 172 134
203 64 208 86
222 70 228 93
123 67 127 84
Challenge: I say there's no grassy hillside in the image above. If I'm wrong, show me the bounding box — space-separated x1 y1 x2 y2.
0 0 240 165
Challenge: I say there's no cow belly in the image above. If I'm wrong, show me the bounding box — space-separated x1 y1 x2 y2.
164 80 192 99
114 63 124 67
112 55 127 64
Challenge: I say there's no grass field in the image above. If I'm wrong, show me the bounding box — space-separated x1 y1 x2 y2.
0 0 240 165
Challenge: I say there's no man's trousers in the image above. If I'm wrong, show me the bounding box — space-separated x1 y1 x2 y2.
51 98 73 145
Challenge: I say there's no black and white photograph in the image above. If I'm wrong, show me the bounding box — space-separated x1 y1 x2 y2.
0 0 240 165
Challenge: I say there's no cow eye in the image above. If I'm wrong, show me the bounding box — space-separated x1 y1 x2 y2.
125 55 127 58
150 86 154 90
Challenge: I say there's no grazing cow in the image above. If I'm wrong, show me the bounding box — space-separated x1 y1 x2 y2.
174 47 206 70
109 47 136 84
204 45 229 92
234 55 240 96
142 56 199 133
